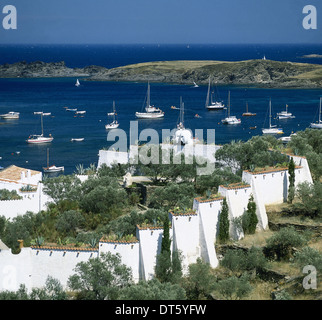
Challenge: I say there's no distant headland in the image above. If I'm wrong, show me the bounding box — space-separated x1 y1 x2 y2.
1 59 322 88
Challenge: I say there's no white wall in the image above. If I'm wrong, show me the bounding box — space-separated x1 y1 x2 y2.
0 247 98 292
97 150 129 168
99 241 140 283
193 198 221 268
170 213 200 273
0 182 51 220
30 247 98 290
136 227 164 281
218 186 253 240
0 248 33 292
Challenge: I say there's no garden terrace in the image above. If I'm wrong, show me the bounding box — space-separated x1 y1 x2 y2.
170 209 197 217
244 165 302 175
219 182 251 190
194 194 225 203
100 234 139 244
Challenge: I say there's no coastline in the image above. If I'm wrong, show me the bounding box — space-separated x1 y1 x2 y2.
1 59 322 89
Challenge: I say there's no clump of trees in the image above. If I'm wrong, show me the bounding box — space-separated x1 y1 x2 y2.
288 128 322 181
264 227 308 261
215 135 289 175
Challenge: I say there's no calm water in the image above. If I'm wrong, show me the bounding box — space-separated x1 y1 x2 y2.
0 44 322 174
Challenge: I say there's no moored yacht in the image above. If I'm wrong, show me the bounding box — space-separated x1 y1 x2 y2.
310 97 322 129
221 91 241 125
135 82 164 119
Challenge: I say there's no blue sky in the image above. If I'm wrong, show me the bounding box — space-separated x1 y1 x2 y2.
0 0 321 44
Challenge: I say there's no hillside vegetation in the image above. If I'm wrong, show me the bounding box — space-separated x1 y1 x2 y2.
1 59 322 88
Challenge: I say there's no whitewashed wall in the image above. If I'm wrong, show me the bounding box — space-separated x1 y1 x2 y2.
99 241 140 283
97 150 129 168
193 198 221 267
0 247 98 292
136 227 164 281
170 213 200 273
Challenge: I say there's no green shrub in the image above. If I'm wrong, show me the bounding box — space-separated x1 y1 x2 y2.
265 227 307 261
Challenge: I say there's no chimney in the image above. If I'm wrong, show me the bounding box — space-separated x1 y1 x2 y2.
17 239 23 249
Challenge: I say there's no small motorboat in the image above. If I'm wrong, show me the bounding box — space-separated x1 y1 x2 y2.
71 138 85 142
0 111 20 119
43 165 64 173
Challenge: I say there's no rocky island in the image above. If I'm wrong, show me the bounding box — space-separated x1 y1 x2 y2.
1 59 322 88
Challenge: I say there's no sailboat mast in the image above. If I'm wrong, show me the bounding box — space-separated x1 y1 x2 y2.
41 113 44 136
46 148 49 168
205 77 210 108
180 96 184 126
228 91 230 117
146 82 150 109
269 99 272 128
319 97 322 122
113 101 116 122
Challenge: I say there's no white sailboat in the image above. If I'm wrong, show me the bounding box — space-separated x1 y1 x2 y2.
75 79 80 87
221 91 241 125
43 148 64 173
193 81 199 88
310 97 322 129
105 101 119 130
172 97 194 146
27 113 54 144
135 82 164 119
205 77 225 110
262 99 283 134
277 104 295 119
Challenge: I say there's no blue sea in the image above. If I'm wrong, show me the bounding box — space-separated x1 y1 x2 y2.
0 44 322 174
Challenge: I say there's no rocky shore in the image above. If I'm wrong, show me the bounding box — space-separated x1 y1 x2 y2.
1 59 322 88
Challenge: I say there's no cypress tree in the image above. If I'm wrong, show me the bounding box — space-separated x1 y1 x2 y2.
218 198 230 243
288 157 295 204
161 214 171 254
155 214 172 282
245 194 258 234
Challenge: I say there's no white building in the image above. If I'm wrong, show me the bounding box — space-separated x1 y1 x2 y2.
0 154 314 293
0 165 51 219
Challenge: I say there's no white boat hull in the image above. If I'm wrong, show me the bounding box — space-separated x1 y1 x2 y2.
222 116 241 125
27 136 54 144
262 128 284 134
206 103 225 110
43 165 64 173
105 123 119 130
71 138 84 142
135 112 164 119
310 122 322 129
0 112 20 119
278 115 295 119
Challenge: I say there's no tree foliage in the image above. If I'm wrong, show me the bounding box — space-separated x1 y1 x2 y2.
288 157 295 204
218 198 230 243
265 227 307 261
242 194 258 234
67 252 133 300
181 258 217 300
118 278 186 300
215 136 288 174
288 129 322 181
